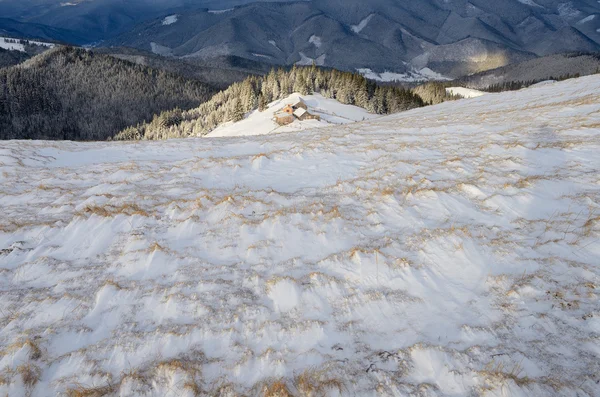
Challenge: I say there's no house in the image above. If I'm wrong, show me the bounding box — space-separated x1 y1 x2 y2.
274 97 321 125
274 111 295 125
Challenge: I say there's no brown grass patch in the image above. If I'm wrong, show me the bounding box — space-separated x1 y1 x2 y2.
294 369 344 397
17 363 41 388
263 380 293 397
66 383 116 397
80 203 149 218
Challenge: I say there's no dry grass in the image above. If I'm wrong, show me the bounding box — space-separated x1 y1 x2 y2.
17 363 41 388
294 369 344 397
479 359 533 388
65 383 116 397
263 380 293 397
80 203 149 218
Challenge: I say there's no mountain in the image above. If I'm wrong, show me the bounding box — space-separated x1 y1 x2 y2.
0 47 214 140
95 46 270 89
2 1 599 77
104 0 600 77
2 75 599 397
457 52 600 89
0 17 87 44
0 0 298 44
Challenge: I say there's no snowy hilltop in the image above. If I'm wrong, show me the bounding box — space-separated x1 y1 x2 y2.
1 76 599 396
207 93 380 138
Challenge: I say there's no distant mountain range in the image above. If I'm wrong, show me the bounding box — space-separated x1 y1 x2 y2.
1 0 600 77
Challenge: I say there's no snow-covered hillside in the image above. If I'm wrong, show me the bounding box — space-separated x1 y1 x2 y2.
208 93 379 138
0 37 55 52
1 76 600 396
446 86 487 99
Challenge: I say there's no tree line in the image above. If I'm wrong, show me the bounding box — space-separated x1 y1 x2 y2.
115 64 425 140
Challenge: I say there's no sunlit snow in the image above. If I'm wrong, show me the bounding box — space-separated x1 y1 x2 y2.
1 76 599 396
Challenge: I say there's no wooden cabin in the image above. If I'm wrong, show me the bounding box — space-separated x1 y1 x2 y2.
274 112 294 125
274 97 320 125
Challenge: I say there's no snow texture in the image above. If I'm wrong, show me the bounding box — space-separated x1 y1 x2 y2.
446 86 488 98
1 76 600 396
161 15 178 26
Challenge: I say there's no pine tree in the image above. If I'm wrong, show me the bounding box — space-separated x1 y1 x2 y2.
231 98 245 122
258 93 268 112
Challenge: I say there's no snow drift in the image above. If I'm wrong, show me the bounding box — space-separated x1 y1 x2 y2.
0 75 599 396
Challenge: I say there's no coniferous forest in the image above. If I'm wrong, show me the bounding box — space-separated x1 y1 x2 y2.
116 65 425 140
0 47 214 140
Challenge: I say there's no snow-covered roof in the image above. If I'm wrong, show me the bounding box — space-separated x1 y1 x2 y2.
293 108 307 117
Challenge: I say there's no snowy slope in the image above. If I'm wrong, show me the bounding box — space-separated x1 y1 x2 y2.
0 37 55 52
1 76 600 396
446 86 487 98
207 93 379 138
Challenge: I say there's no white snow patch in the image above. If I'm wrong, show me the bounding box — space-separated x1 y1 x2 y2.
358 67 450 82
252 53 271 59
0 37 55 52
578 15 596 24
517 0 543 7
1 75 600 396
268 40 282 51
558 2 581 18
207 92 379 138
351 14 375 34
161 15 178 26
308 35 322 48
446 87 487 98
150 42 172 56
297 52 326 66
208 8 233 14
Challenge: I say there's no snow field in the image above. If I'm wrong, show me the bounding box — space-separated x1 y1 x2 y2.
0 76 599 396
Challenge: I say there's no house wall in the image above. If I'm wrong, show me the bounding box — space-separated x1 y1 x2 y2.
275 114 294 125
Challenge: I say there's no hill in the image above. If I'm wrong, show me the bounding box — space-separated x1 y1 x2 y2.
206 92 381 138
1 74 599 397
0 46 214 140
114 65 424 140
458 52 600 89
96 47 270 90
0 47 30 69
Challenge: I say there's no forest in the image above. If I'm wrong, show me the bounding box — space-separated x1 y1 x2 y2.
0 47 214 140
116 65 425 140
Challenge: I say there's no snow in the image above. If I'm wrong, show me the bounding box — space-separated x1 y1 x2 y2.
207 93 379 138
308 34 322 48
446 86 487 98
517 0 543 7
251 53 271 59
358 67 451 82
1 75 600 396
558 2 581 19
578 14 596 24
161 15 178 26
208 8 233 14
0 37 55 52
268 40 281 52
351 14 375 34
296 52 326 66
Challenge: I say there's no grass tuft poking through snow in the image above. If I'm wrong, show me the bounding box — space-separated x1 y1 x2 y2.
0 75 600 396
